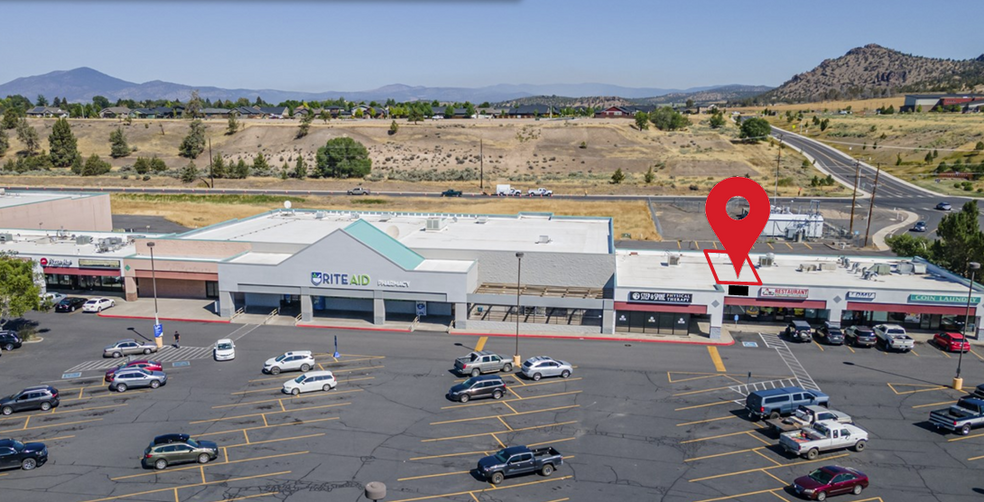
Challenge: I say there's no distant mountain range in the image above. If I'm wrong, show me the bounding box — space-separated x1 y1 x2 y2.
759 44 984 103
0 67 754 104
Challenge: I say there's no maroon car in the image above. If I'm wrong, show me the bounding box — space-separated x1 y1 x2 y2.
792 465 868 501
105 360 163 382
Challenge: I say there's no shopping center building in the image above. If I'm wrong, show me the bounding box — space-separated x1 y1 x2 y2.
1 190 981 339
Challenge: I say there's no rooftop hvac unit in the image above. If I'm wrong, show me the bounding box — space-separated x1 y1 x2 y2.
425 217 449 231
314 211 326 219
871 263 892 275
862 271 879 281
758 255 774 267
0 233 13 243
799 263 818 272
349 213 361 221
0 188 5 196
819 262 838 271
668 254 681 266
897 262 915 275
913 263 927 274
536 235 551 244
76 235 93 245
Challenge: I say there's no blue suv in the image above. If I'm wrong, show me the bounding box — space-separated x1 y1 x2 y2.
745 386 829 420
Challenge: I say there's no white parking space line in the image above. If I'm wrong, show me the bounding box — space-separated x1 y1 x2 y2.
759 333 821 392
64 346 213 372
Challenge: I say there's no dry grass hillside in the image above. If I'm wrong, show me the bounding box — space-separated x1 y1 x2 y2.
1 115 845 197
762 111 984 195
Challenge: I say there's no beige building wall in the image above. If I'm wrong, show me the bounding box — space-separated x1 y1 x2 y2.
0 194 113 231
132 239 252 259
137 278 208 299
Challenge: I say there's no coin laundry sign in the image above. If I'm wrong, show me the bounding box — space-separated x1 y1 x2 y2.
629 291 693 304
311 272 370 287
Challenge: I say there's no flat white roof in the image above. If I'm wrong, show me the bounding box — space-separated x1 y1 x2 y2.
227 251 473 273
617 251 979 294
227 252 293 265
0 229 159 259
0 191 97 210
181 210 612 254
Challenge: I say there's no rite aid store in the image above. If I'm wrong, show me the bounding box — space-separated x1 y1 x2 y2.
615 251 984 339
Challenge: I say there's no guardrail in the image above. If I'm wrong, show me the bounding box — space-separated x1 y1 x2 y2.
410 315 420 332
262 308 278 324
294 313 303 324
232 307 245 319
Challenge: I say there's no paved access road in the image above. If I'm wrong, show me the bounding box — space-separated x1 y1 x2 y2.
1 311 982 501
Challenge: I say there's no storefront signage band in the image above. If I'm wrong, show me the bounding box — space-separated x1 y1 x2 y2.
78 258 120 269
628 291 693 304
908 294 981 304
40 257 73 268
311 272 370 287
758 287 809 299
846 291 876 300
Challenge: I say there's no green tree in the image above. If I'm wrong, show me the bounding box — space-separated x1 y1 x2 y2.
709 112 726 129
319 110 331 124
92 95 111 109
738 117 771 142
80 154 111 176
70 154 83 175
226 112 240 135
252 153 270 175
280 162 289 180
686 99 695 109
296 111 313 139
211 154 226 179
293 156 307 179
930 200 984 276
0 253 42 329
976 141 984 151
179 161 198 183
444 105 455 119
315 137 371 178
408 107 424 124
649 107 688 131
611 168 626 184
388 120 399 135
133 156 150 175
150 156 168 173
109 126 131 158
820 118 830 131
925 151 934 163
15 119 40 155
185 90 203 119
35 95 48 107
178 119 206 158
896 152 903 166
0 129 8 158
2 109 20 129
353 108 364 119
233 158 250 179
634 111 649 130
643 165 655 184
885 233 932 258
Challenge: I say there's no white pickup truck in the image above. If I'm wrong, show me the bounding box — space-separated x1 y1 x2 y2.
873 324 914 352
779 420 868 460
528 187 553 197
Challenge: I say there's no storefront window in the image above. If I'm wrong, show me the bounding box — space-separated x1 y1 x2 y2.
614 311 696 335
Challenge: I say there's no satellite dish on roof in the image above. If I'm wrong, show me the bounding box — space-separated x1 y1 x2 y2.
386 226 400 239
284 200 292 210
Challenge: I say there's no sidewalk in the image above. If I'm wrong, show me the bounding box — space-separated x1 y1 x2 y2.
98 298 229 323
718 321 984 347
451 323 735 346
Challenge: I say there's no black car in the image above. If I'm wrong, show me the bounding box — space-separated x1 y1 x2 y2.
844 325 877 348
55 297 87 313
816 322 845 345
0 331 21 351
441 188 463 197
447 375 507 403
0 386 60 415
0 439 47 471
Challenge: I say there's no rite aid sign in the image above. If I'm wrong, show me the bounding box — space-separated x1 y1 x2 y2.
758 287 809 299
629 291 693 304
846 291 877 301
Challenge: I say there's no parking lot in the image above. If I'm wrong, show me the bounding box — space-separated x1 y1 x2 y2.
1 311 983 501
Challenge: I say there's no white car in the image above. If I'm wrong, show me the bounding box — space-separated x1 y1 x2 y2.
213 339 236 361
83 298 116 313
282 370 336 396
263 351 315 375
41 292 66 306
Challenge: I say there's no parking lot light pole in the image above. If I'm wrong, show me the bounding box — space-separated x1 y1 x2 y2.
148 242 162 349
514 252 523 367
955 261 980 391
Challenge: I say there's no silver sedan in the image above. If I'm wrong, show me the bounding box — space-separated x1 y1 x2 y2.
103 339 159 358
520 356 573 381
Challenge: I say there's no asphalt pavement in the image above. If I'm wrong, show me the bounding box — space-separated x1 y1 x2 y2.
0 311 982 501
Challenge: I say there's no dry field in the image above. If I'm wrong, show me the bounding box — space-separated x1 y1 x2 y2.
762 111 984 195
110 194 661 241
733 96 906 114
1 115 837 196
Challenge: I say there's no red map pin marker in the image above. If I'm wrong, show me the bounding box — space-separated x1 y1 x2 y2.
705 177 770 276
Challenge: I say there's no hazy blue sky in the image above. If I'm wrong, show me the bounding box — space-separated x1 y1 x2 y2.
4 0 984 91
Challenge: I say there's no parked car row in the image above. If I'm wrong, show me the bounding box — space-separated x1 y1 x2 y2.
784 320 969 355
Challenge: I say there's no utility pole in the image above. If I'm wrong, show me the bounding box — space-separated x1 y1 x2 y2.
848 158 861 236
775 134 783 199
479 138 484 190
207 138 214 189
863 163 881 248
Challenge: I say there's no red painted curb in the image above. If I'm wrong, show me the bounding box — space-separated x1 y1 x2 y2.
296 323 411 333
449 331 736 346
97 312 231 324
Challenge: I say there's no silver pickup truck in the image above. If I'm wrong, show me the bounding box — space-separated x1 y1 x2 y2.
779 420 869 460
929 398 984 435
766 405 853 434
454 350 513 377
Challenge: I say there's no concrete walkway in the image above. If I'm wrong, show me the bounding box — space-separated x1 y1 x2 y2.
98 298 227 323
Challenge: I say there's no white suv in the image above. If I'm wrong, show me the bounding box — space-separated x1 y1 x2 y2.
263 351 315 375
282 371 336 395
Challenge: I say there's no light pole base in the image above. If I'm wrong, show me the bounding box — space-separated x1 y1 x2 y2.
513 355 522 367
952 377 963 391
155 337 163 349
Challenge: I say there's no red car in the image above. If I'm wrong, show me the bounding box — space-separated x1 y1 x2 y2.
933 332 971 352
793 465 868 501
105 360 163 382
